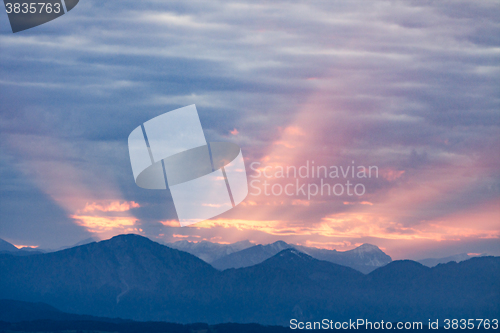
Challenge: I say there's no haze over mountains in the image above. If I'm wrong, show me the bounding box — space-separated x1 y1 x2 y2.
166 239 254 263
164 239 490 271
203 241 392 273
168 239 391 273
0 234 498 325
294 243 392 273
417 253 487 267
0 237 100 256
210 240 293 270
1 236 489 273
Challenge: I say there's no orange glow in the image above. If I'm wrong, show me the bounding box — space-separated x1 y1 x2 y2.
79 201 140 213
301 240 354 250
282 126 305 136
71 215 138 233
13 244 38 249
239 200 258 206
160 220 181 227
5 134 143 240
172 234 190 238
187 205 499 245
173 88 500 256
191 218 294 235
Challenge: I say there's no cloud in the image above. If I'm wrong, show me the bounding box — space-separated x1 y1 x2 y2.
79 201 140 213
0 0 498 256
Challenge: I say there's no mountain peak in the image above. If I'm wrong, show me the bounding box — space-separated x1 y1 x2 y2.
234 240 253 246
268 240 291 252
82 234 163 253
370 259 429 278
272 248 313 262
253 248 315 269
279 248 308 257
110 233 145 240
354 243 381 252
0 238 18 252
108 233 152 244
343 243 392 267
166 239 255 264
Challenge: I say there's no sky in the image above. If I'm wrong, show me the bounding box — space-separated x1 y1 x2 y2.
0 0 499 260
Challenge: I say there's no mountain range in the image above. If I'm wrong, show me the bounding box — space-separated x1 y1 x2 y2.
166 239 254 263
2 237 481 273
0 237 100 256
168 239 392 273
0 299 289 333
0 299 126 323
210 240 293 270
293 243 392 273
417 253 487 267
0 234 498 326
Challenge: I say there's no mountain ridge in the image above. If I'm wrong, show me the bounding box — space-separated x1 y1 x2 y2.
0 238 18 252
211 240 293 270
211 240 392 273
166 239 254 263
417 253 487 267
0 234 497 325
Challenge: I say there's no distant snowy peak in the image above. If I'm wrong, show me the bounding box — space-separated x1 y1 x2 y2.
348 244 392 266
353 244 381 253
166 239 254 263
417 253 487 267
268 241 292 252
267 248 315 265
279 248 309 259
210 241 393 272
